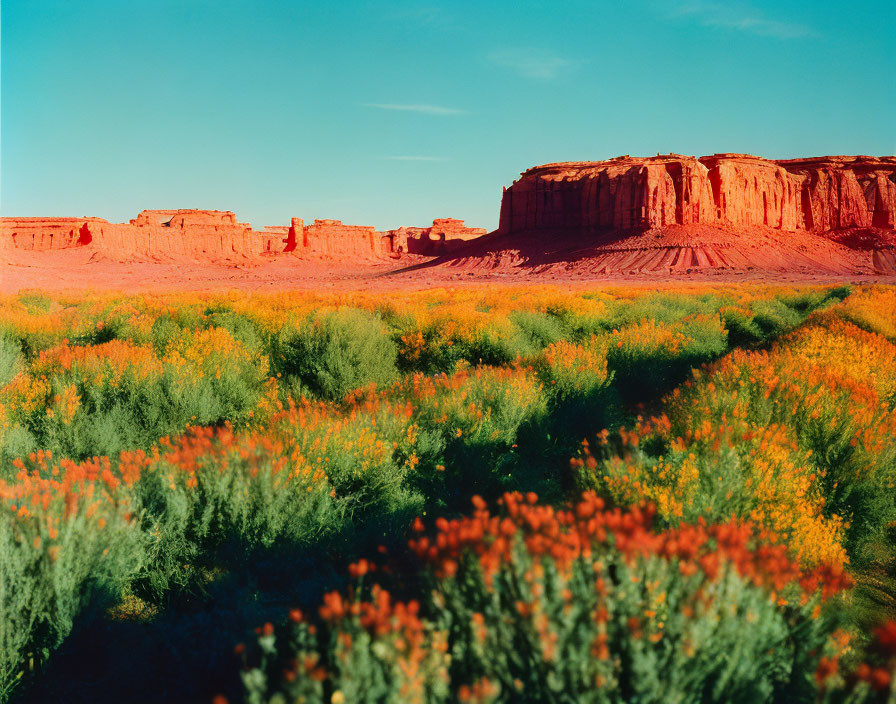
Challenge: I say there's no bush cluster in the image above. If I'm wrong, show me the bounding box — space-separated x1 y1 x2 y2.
239 492 853 704
1 283 893 703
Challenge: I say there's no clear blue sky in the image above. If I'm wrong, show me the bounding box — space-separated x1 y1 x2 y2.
2 1 894 231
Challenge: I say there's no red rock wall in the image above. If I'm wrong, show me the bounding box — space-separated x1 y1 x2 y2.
1 209 488 260
2 210 288 260
498 156 721 233
89 209 284 259
89 222 283 259
780 157 896 231
301 219 382 257
386 219 489 255
0 218 106 251
429 218 488 239
701 155 804 230
497 154 896 236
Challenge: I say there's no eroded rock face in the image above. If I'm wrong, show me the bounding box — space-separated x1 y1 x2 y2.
0 217 108 251
780 157 896 231
1 209 488 261
299 219 382 257
497 154 896 236
90 209 283 259
384 219 488 255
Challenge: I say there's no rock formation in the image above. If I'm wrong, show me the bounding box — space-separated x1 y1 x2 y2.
1 210 486 262
489 154 896 275
87 210 284 259
0 218 107 251
5 154 894 277
298 219 382 257
497 154 896 236
384 219 488 255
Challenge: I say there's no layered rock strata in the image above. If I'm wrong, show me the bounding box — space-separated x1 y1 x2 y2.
1 210 485 261
384 218 488 255
497 154 896 236
1 218 107 250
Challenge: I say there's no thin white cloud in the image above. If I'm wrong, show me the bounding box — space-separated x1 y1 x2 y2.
364 103 466 115
382 156 448 162
488 48 575 79
672 2 816 39
390 6 456 31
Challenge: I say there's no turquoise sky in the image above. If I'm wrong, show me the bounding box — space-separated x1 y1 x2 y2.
2 0 894 230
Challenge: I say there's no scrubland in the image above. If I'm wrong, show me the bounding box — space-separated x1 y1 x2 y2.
0 283 895 703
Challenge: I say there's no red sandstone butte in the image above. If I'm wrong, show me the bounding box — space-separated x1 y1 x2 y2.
0 210 486 263
497 154 896 235
484 154 896 275
4 154 895 280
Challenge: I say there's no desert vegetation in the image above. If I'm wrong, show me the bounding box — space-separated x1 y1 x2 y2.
0 283 895 702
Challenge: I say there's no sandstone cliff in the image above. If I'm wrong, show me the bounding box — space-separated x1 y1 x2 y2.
1 210 487 263
0 217 107 251
497 154 896 236
384 219 488 255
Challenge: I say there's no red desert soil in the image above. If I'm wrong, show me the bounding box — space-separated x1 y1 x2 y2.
396 224 896 277
1 244 892 295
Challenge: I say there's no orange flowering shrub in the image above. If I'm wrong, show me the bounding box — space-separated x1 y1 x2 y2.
124 421 336 599
816 620 896 702
0 283 891 702
784 316 896 404
580 413 848 566
0 328 273 464
605 313 728 400
536 336 611 401
827 286 896 342
240 492 852 703
0 451 143 696
576 318 896 567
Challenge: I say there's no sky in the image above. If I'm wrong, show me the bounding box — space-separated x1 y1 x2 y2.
1 0 894 231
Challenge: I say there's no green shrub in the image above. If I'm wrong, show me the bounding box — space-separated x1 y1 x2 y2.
129 426 338 601
0 335 22 388
0 456 144 701
206 311 263 353
409 368 549 508
276 309 399 401
0 330 271 462
506 310 567 355
748 299 803 342
240 493 851 704
606 314 728 401
16 294 52 314
777 285 851 314
150 315 185 355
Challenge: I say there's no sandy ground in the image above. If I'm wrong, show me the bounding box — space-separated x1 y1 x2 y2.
1 245 894 294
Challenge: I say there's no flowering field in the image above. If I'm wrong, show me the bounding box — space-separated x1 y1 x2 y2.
1 284 895 703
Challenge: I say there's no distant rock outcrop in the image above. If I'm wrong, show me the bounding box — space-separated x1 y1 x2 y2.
384 219 488 255
1 210 486 262
0 217 107 251
87 210 283 259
